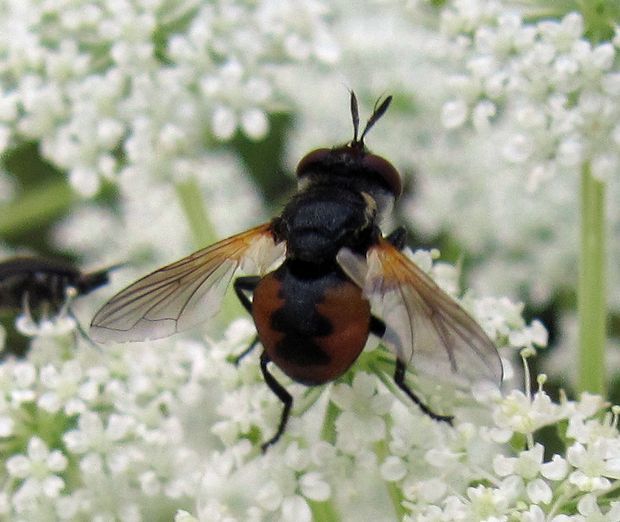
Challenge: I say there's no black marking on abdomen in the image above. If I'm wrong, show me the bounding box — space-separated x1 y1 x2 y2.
268 266 335 367
271 274 334 366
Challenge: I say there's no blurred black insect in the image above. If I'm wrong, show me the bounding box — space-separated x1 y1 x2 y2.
0 256 113 342
91 93 503 450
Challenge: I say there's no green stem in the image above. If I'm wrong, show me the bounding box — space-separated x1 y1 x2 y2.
320 399 340 444
308 499 340 522
174 177 242 324
174 177 216 249
578 161 606 395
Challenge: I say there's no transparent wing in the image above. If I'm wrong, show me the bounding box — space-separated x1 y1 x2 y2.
337 239 503 388
90 223 284 342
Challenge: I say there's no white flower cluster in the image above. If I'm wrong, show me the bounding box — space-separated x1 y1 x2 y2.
374 2 620 311
0 247 567 521
440 6 619 184
174 351 620 522
0 334 210 520
400 390 620 522
52 150 267 271
275 1 620 312
0 0 338 196
1 0 618 519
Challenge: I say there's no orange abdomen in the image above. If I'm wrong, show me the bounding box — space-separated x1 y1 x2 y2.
252 263 371 385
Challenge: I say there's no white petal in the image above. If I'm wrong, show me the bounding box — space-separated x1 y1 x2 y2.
541 455 569 481
526 478 551 504
281 495 312 522
27 436 49 461
256 481 282 511
441 99 468 129
380 456 407 482
299 472 331 502
42 475 65 498
6 455 30 478
47 450 68 472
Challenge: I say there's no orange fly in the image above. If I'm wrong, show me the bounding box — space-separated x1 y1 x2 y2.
91 93 503 450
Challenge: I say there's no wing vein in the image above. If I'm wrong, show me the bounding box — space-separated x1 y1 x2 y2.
336 239 503 387
90 223 283 342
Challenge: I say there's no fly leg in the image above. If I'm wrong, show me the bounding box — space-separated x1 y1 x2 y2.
70 311 101 350
232 276 262 364
233 276 261 313
369 317 453 424
230 336 260 366
394 359 453 424
62 287 100 350
260 352 293 452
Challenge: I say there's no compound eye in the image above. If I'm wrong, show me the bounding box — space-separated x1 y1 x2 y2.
296 148 332 178
362 154 402 197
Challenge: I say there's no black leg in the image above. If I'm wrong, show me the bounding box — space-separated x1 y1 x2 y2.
70 309 101 351
233 276 261 314
394 359 453 424
260 352 293 452
231 335 260 365
370 315 386 337
386 227 407 250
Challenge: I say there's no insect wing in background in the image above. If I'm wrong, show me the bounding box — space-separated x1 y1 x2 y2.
90 223 285 342
337 238 503 388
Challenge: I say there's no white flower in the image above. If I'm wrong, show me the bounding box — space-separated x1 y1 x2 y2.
7 436 67 478
281 495 312 522
175 511 199 522
1 2 620 520
37 360 87 414
441 99 469 128
566 404 619 444
494 443 544 479
381 1 620 325
567 440 620 491
0 0 340 198
466 482 513 520
493 388 568 435
331 372 393 450
6 436 68 512
63 411 134 455
7 361 37 406
577 494 620 520
508 320 549 350
0 404 14 437
381 455 408 482
522 505 545 522
403 477 448 504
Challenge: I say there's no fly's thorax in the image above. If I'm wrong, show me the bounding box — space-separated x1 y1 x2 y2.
296 164 396 219
275 184 378 263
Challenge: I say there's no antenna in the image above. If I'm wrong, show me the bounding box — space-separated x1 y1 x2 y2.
349 91 393 147
350 91 360 143
360 95 392 144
